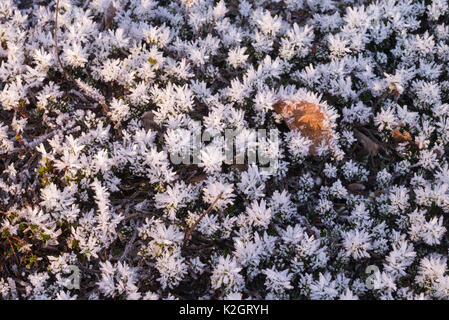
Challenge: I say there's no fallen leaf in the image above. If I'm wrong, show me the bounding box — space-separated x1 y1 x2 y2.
392 129 412 143
273 100 332 155
354 129 381 156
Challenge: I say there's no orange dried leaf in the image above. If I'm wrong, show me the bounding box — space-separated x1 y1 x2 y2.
273 100 332 155
392 129 412 143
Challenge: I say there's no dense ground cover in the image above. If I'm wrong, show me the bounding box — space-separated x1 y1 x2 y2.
1 0 449 300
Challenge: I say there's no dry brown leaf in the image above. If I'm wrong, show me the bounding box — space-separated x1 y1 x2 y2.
392 129 412 143
273 100 332 155
347 183 366 192
141 111 160 132
353 129 381 156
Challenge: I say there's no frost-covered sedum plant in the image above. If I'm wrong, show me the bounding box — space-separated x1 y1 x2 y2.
2 0 449 300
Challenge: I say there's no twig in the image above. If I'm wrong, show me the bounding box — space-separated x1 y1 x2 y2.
11 105 28 119
6 237 20 265
82 0 91 10
121 212 148 222
183 191 223 247
5 127 78 155
69 89 89 103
